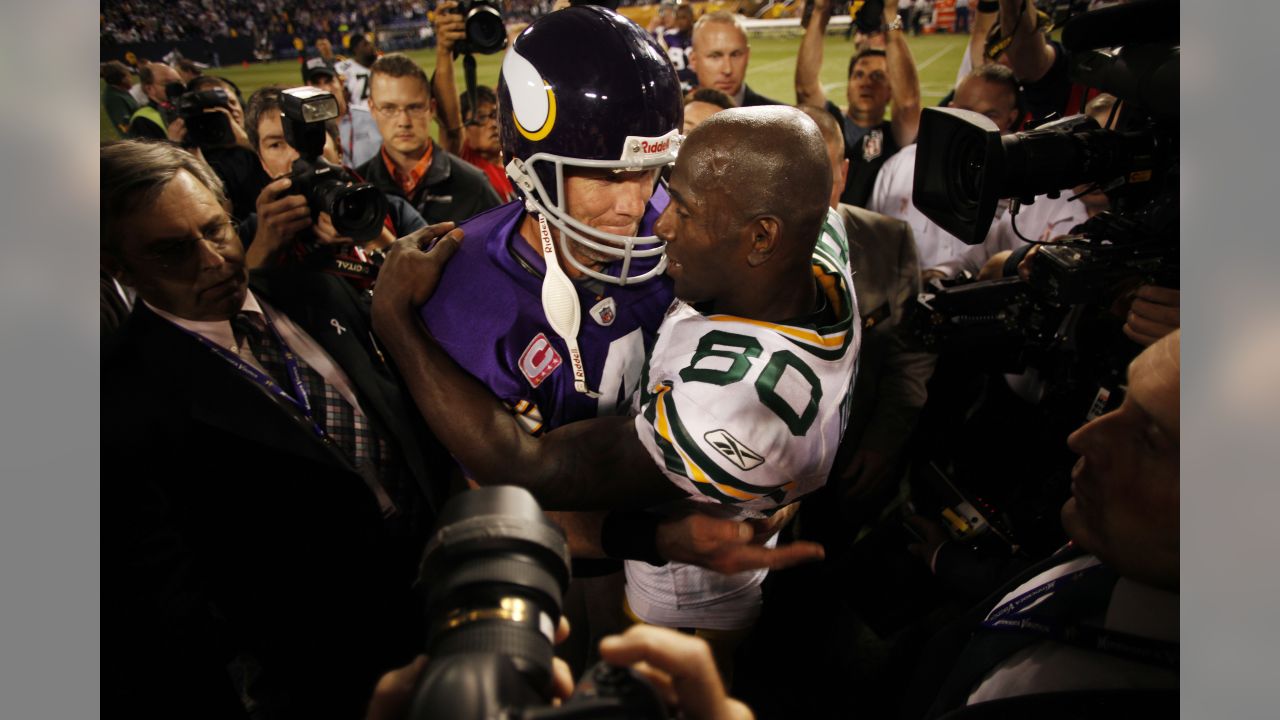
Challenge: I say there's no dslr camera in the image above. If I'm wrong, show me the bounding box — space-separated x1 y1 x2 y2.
453 0 507 55
167 85 238 149
408 486 669 719
280 87 388 241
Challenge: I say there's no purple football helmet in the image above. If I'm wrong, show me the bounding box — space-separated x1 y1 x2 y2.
499 5 684 285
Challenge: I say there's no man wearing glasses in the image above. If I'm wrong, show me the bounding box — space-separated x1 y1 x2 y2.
458 85 515 203
101 139 451 717
356 53 500 224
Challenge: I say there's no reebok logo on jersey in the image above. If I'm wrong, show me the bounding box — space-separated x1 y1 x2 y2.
519 333 562 388
703 429 765 471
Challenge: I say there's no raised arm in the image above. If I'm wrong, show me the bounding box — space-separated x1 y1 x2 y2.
431 1 465 155
882 0 922 147
370 227 681 512
1000 0 1056 83
795 0 832 108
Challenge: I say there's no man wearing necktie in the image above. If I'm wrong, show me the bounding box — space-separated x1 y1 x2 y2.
101 139 455 719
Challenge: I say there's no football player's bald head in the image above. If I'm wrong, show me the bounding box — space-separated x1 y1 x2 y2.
681 106 832 260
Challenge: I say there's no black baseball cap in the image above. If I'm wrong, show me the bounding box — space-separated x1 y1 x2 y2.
301 55 337 83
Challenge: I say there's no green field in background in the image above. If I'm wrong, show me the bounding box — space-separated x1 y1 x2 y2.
100 31 969 142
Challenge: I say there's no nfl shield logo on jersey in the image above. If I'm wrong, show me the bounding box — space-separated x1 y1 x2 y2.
589 297 617 327
519 333 563 388
862 129 883 161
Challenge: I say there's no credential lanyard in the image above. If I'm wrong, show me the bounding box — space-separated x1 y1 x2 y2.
536 212 600 398
184 312 326 440
980 563 1178 669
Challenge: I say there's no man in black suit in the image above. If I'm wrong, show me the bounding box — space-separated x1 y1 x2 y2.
101 140 454 719
689 11 785 108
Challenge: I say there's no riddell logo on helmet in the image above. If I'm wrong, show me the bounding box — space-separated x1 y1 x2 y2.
640 139 670 155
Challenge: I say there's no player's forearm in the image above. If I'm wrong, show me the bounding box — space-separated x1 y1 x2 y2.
883 14 921 146
375 309 554 488
794 3 829 107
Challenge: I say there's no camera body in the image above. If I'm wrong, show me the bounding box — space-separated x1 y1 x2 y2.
408 486 667 720
454 0 507 55
279 86 388 245
175 87 237 148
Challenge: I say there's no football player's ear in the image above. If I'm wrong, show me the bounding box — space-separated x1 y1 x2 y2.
745 216 781 267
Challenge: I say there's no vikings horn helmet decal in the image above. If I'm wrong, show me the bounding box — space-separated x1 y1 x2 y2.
504 48 557 142
499 5 684 286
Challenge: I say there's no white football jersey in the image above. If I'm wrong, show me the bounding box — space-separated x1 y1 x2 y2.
626 209 861 628
335 58 372 112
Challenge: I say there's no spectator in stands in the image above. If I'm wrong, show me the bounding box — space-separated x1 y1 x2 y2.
101 139 450 719
101 61 139 138
359 53 500 225
302 54 382 168
796 0 922 207
658 1 697 93
689 11 783 107
239 87 427 271
799 104 934 529
908 330 1179 718
338 31 379 112
869 64 1019 271
127 62 180 140
683 87 735 134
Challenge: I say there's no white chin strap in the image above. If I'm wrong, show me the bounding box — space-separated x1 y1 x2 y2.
536 212 599 398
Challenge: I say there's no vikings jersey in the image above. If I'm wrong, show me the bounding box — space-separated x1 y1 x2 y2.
658 30 696 93
420 192 674 434
625 209 860 625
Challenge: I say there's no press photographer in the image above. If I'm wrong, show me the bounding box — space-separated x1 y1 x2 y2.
897 0 1180 600
241 86 430 287
167 75 270 223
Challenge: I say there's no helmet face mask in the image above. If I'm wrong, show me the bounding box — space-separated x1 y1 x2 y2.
499 6 684 286
506 130 680 285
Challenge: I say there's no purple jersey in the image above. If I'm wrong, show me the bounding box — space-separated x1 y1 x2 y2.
420 192 675 434
660 30 696 93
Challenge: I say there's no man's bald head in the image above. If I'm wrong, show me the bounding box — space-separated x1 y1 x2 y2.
656 106 833 316
681 106 832 259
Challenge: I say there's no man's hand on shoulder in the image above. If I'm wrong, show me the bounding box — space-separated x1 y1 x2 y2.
371 223 464 343
656 511 824 575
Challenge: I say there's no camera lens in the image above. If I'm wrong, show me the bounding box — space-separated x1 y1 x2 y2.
415 487 571 706
317 182 389 243
465 3 507 54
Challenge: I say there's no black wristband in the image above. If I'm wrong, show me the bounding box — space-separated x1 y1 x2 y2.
978 0 1000 12
600 511 668 567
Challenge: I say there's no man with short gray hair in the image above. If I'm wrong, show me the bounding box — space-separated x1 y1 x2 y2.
101 139 450 718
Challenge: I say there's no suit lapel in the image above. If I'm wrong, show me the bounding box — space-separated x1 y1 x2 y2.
134 304 350 471
249 272 436 505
